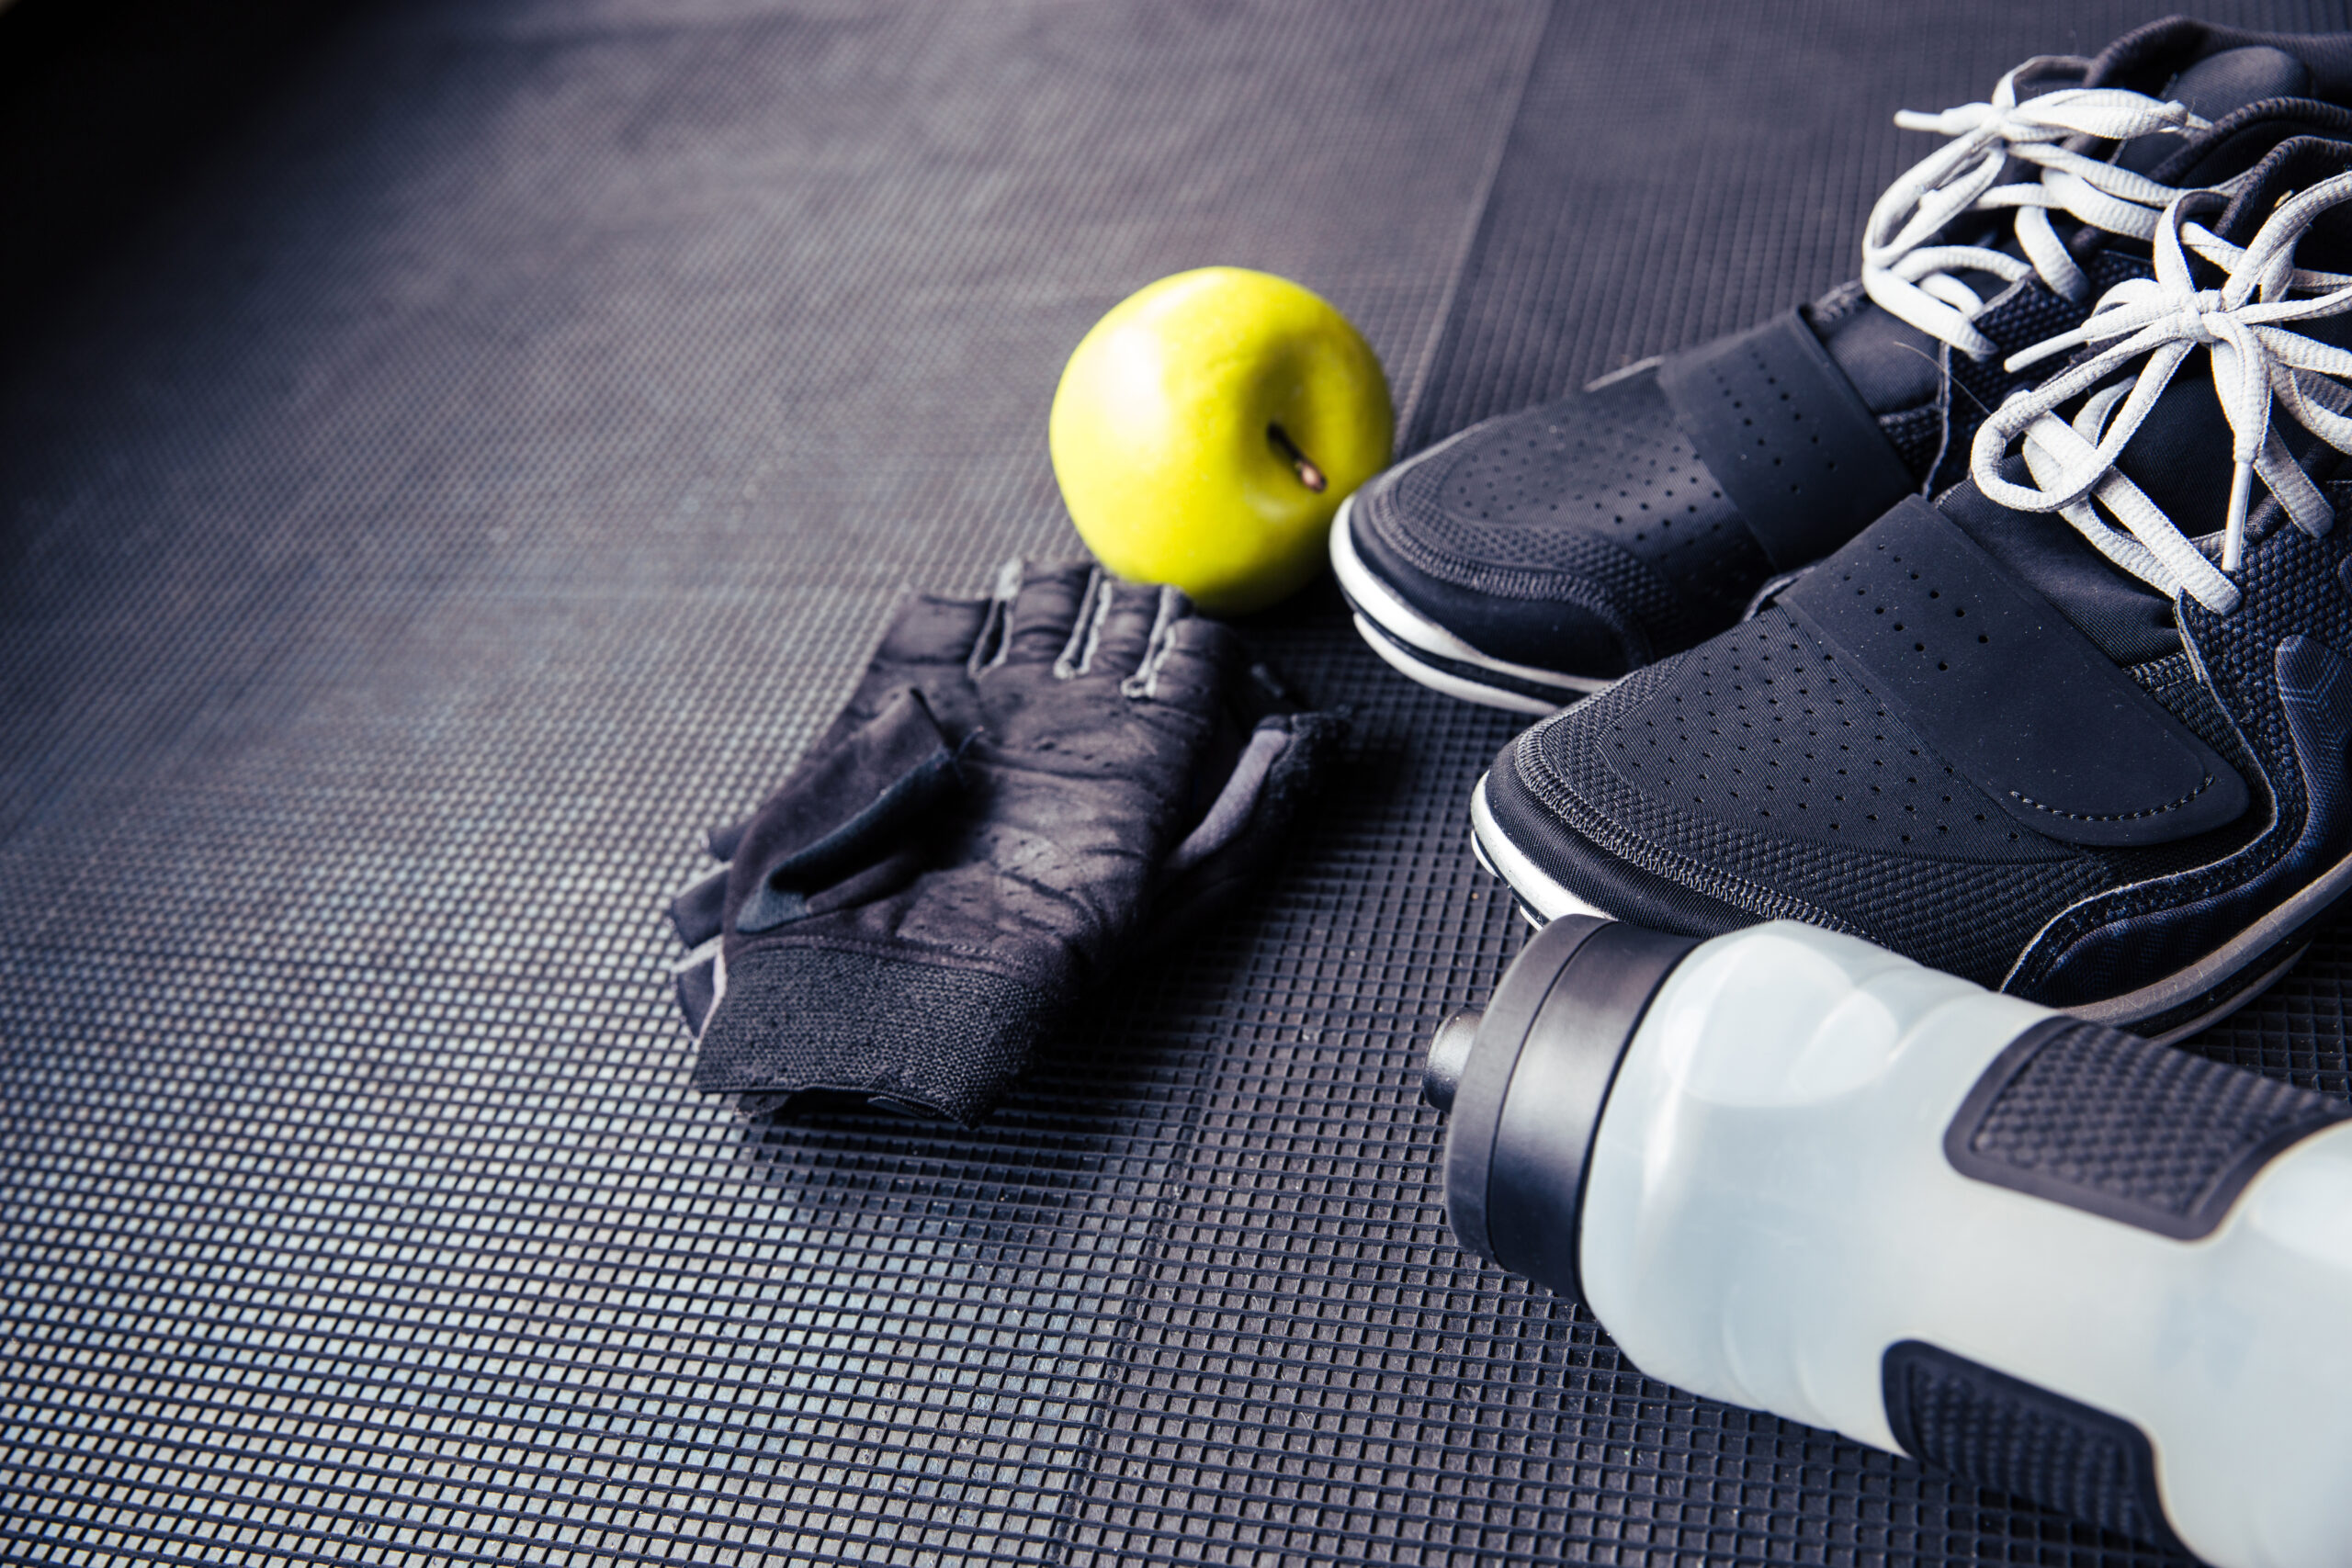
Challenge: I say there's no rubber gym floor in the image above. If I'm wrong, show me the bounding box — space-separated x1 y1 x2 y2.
6 2 2348 1562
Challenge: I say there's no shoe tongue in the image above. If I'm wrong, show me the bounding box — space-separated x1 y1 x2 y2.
2108 357 2237 544
1942 375 2217 664
2009 56 2086 103
2114 134 2352 525
2113 46 2312 175
2207 134 2352 246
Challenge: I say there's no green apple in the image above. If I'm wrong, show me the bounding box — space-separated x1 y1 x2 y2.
1049 266 1393 616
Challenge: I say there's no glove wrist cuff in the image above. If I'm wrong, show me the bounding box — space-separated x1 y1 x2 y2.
693 944 1061 1125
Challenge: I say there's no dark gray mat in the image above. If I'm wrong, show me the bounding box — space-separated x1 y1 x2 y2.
3 2 2346 1563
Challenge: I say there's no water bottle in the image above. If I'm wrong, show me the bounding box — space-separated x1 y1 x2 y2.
1421 916 2352 1567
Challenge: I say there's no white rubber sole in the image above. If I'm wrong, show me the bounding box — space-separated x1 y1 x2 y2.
1468 770 2323 1043
1468 772 1613 922
1329 493 1605 716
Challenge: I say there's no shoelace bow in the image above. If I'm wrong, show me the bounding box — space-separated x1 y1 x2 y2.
1970 172 2352 615
1865 60 2215 359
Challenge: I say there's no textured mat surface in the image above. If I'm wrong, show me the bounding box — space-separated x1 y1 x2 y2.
4 2 2349 1564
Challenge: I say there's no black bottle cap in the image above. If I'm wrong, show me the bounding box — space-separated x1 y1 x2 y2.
1421 1012 1480 1113
1431 918 1699 1301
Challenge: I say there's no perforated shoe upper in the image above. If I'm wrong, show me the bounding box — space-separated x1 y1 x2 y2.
1482 137 2352 1031
1490 483 2347 1021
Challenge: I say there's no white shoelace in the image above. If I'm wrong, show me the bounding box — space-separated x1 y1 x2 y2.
1864 60 2214 359
1969 173 2352 616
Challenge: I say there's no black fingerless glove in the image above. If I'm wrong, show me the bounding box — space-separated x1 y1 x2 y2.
666 562 1344 1124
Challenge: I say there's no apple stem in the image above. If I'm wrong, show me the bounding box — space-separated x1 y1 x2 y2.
1267 423 1328 493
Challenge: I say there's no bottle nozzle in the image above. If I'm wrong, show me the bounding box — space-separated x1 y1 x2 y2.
1423 1010 1482 1112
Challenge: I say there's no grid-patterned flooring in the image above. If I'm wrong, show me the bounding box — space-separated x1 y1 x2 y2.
6 2 2348 1562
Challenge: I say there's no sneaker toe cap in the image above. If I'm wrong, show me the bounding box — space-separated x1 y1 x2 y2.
1351 369 1772 675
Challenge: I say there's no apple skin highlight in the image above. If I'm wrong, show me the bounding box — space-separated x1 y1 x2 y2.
1050 266 1393 616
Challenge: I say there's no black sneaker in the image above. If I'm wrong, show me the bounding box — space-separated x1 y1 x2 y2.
1473 135 2352 1041
1337 18 2352 712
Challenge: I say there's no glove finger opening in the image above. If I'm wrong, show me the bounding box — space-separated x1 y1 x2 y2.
994 561 1097 668
1073 580 1179 682
1128 614 1242 706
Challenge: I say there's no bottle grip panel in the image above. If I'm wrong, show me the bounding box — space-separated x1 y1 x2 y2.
1944 1016 2352 1240
1881 1340 2184 1553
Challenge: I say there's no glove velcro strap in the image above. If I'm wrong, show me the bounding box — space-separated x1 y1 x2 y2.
692 944 1060 1125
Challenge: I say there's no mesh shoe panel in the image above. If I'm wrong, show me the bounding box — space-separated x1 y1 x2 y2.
2007 516 2352 995
1879 402 1947 479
